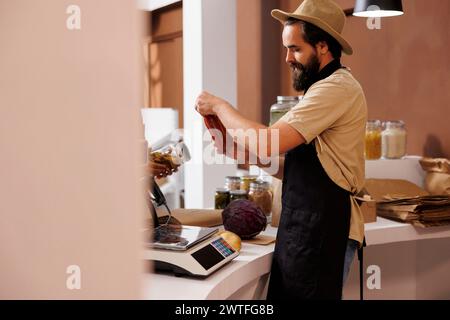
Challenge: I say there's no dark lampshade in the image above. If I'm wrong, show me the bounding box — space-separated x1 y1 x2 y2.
353 0 403 17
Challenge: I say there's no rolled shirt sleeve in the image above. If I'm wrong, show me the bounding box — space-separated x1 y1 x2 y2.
279 80 352 144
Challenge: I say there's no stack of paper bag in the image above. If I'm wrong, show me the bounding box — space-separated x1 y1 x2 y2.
364 179 450 228
377 195 450 227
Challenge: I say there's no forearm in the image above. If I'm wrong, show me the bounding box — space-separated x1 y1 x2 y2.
214 103 267 131
214 103 279 159
196 91 305 157
239 148 285 180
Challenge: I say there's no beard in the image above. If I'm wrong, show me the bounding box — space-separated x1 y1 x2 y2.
290 53 321 92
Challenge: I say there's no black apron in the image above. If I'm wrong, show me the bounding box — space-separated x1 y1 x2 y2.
267 60 351 300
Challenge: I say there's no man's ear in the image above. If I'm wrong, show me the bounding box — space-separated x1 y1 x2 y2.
316 41 329 55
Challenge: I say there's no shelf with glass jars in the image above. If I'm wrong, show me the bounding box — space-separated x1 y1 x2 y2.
365 120 407 160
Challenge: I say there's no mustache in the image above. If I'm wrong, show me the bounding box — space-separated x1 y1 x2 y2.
290 62 304 71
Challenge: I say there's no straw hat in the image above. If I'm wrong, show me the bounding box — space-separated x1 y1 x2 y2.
271 0 353 55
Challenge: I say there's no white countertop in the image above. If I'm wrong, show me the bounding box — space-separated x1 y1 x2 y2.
142 226 277 300
365 217 450 245
142 219 450 300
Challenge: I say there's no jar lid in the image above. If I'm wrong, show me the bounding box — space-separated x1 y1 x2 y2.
230 190 248 195
277 96 299 103
250 180 270 190
384 120 405 129
241 175 258 181
366 120 382 130
174 142 191 163
225 176 241 181
271 104 294 112
216 188 229 194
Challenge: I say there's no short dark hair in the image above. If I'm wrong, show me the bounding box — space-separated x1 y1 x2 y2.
285 18 342 59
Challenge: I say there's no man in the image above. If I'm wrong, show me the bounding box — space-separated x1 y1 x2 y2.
195 0 367 299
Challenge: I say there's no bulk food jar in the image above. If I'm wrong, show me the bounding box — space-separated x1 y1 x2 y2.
215 188 230 210
149 141 191 171
225 176 241 191
248 181 273 217
269 96 300 126
365 120 382 160
240 176 258 193
229 190 248 202
382 120 407 159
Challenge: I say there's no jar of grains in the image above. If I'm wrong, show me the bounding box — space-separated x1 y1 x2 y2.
225 176 241 191
365 120 382 160
248 181 273 217
382 121 407 159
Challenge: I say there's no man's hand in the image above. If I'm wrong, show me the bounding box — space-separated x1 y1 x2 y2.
196 91 231 154
195 91 231 116
148 161 177 179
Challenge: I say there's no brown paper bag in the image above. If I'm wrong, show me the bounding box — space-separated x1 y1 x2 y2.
155 208 223 227
420 158 450 195
425 172 450 195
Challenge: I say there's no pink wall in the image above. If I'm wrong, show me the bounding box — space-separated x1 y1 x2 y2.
0 0 147 299
341 0 450 158
276 0 450 158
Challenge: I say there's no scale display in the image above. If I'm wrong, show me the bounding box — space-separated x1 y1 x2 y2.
191 238 235 270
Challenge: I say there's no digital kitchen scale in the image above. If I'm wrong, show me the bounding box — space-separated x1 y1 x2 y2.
143 225 239 277
144 141 239 278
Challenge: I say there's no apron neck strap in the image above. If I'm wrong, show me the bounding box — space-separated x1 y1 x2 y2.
304 59 343 94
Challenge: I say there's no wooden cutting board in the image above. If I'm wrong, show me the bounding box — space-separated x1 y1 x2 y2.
155 208 223 227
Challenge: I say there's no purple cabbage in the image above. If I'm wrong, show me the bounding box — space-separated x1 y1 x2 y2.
222 200 267 239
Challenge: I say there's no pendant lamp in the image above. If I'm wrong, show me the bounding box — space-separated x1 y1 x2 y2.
353 0 404 17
